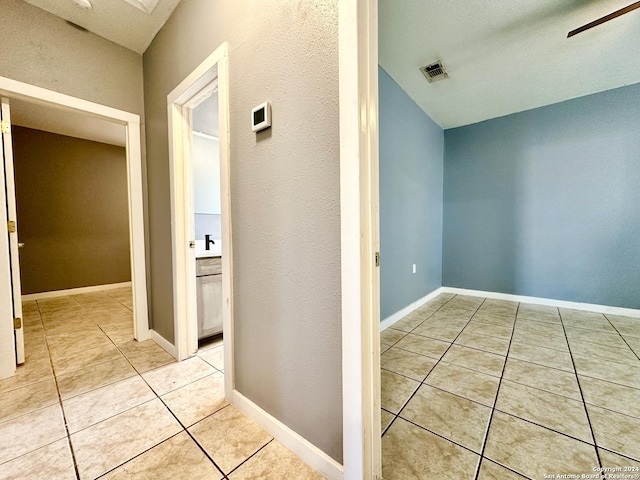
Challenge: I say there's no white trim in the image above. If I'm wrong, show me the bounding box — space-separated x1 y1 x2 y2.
124 118 151 343
442 287 640 318
0 76 150 378
380 287 445 331
339 0 381 478
22 282 133 301
232 390 344 480
149 329 177 358
0 77 139 124
167 43 234 401
217 51 234 399
167 51 220 105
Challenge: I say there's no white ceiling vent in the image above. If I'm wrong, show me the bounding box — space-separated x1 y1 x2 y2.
420 61 449 83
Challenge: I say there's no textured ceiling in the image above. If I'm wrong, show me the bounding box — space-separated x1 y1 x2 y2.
379 0 640 128
22 0 181 54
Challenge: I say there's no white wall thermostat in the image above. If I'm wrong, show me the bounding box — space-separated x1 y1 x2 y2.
251 101 272 132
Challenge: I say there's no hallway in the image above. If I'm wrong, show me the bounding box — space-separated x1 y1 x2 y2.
0 288 322 479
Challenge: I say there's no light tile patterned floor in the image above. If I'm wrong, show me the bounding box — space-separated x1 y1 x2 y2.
0 289 323 480
381 293 640 479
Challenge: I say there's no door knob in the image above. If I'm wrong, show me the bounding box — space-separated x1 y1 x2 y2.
18 243 24 248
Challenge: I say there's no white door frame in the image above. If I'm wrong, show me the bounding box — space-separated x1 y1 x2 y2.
0 99 17 379
0 76 150 380
339 0 381 478
1 97 24 366
167 43 233 397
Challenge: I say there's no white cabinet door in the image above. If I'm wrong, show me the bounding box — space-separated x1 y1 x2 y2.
197 273 223 338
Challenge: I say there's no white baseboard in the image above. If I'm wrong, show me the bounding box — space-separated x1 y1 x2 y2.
149 330 177 358
231 390 343 480
380 287 445 331
22 282 132 301
442 287 640 318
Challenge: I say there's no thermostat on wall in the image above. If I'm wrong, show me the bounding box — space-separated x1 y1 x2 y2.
251 102 271 132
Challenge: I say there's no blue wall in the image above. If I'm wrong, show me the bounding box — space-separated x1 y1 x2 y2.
379 67 444 319
443 83 640 309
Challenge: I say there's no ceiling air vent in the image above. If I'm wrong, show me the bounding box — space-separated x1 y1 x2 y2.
420 61 449 83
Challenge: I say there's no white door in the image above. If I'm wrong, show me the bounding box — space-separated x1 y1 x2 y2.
1 97 24 370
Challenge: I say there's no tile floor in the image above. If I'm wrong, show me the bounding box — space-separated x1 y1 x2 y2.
0 288 323 479
381 293 640 479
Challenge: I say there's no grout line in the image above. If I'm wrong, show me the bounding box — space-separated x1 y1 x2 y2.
381 295 461 436
153 393 228 477
472 301 519 480
26 292 223 478
36 292 186 479
479 458 533 479
505 352 574 373
224 438 275 477
386 295 487 436
35 301 81 480
597 446 640 464
119 326 236 477
381 346 442 361
496 376 585 403
106 322 229 477
436 340 508 358
510 336 570 354
577 372 640 392
432 357 505 380
383 296 639 477
93 430 185 479
602 314 640 362
380 366 432 384
415 382 496 409
492 408 598 447
393 415 485 457
558 308 603 472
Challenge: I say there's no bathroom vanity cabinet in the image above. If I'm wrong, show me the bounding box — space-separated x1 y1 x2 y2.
196 256 222 339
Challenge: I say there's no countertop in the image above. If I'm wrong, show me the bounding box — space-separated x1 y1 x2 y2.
195 239 222 258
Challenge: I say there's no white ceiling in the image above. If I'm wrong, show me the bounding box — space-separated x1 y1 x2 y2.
379 0 640 129
10 99 126 147
192 94 219 138
23 0 181 54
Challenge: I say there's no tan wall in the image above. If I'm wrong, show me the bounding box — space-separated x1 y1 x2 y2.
13 127 131 294
143 0 342 462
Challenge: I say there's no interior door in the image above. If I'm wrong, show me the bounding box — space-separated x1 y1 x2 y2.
0 99 15 378
1 97 24 365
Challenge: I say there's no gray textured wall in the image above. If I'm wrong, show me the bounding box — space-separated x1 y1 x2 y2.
379 67 443 319
0 0 144 117
143 0 343 462
13 127 131 294
443 82 640 308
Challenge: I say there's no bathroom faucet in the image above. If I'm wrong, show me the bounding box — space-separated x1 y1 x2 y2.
205 234 215 250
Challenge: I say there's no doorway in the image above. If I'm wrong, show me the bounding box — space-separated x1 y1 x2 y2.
0 77 149 380
167 43 233 398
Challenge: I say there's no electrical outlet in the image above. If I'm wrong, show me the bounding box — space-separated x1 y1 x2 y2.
412 264 417 274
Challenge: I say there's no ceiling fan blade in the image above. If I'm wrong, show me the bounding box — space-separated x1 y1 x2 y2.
568 1 640 37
